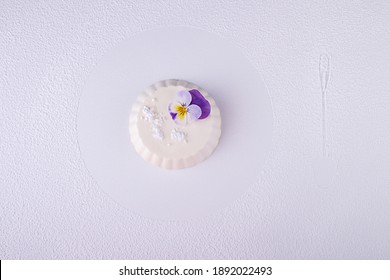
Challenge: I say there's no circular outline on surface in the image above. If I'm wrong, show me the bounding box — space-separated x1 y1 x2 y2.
77 26 273 220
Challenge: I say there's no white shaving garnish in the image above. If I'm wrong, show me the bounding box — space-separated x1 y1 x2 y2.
142 106 166 141
142 106 154 121
170 128 188 143
152 125 164 141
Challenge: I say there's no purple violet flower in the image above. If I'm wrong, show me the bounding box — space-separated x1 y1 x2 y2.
168 89 211 125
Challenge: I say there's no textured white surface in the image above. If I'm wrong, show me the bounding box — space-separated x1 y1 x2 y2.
1 0 390 259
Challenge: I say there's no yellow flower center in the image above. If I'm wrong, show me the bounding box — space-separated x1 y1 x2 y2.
175 105 187 120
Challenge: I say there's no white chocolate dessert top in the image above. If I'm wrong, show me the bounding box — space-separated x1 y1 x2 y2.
129 79 221 169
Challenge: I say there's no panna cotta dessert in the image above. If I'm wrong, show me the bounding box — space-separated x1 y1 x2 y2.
129 79 221 169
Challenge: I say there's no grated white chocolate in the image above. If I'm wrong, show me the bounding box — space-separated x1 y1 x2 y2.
171 128 188 143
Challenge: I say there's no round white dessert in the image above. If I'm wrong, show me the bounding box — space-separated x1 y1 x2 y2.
129 79 221 169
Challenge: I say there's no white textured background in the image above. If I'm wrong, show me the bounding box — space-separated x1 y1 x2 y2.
1 0 390 259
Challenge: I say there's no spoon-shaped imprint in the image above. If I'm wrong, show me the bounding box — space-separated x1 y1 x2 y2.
319 54 330 157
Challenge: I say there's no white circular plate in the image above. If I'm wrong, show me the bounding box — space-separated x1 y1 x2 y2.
77 27 273 220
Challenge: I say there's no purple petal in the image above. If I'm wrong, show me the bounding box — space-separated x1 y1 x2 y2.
168 102 182 121
186 104 202 124
189 89 211 119
176 90 192 106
